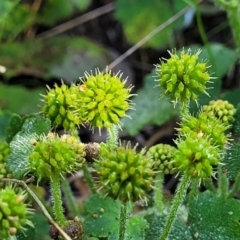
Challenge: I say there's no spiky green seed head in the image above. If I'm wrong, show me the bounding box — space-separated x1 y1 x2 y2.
156 49 211 105
147 144 177 174
75 69 132 129
179 112 228 149
202 100 236 125
0 186 32 239
95 144 154 202
28 133 85 180
174 132 220 179
0 142 12 187
41 83 82 130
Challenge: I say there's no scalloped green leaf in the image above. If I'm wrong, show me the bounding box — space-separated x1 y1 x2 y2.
84 194 121 238
115 0 187 48
145 213 192 240
122 71 179 136
16 225 36 240
222 142 240 180
188 191 240 240
7 116 51 179
126 216 148 240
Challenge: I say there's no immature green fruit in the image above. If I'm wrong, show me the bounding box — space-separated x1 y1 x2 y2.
75 69 132 129
147 144 176 174
202 100 236 125
95 144 154 202
42 83 82 130
156 49 211 105
28 133 85 180
0 141 12 186
0 187 32 239
179 112 228 149
174 132 220 179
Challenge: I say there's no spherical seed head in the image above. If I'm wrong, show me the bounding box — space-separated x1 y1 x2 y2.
41 83 83 130
174 132 220 179
95 143 154 203
0 187 32 239
147 144 177 174
202 100 236 125
156 49 211 105
0 141 12 186
75 69 132 129
179 112 228 149
28 133 85 180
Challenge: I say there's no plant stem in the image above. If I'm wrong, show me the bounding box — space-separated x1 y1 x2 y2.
50 173 65 225
228 171 240 198
82 162 97 194
61 177 80 217
203 178 217 194
218 165 228 198
107 124 119 149
159 173 190 240
188 178 200 203
118 203 127 240
154 172 164 212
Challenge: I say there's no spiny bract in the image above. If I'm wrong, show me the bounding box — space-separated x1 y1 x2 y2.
156 49 211 105
95 144 154 202
28 133 85 180
147 144 177 174
75 69 132 129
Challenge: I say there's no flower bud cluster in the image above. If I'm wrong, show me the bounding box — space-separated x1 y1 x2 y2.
42 83 82 130
147 144 176 174
202 99 236 125
28 133 85 180
0 141 11 186
0 187 32 239
95 144 154 202
156 49 211 105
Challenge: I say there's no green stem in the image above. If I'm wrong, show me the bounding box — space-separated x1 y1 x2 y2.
203 178 217 194
118 203 127 240
159 173 190 240
61 178 80 217
107 125 119 149
154 172 164 212
218 165 228 198
195 0 217 74
228 171 240 198
82 162 97 194
50 173 65 225
188 178 200 203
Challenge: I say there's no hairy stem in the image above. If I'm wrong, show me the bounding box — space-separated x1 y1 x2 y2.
50 173 65 225
228 171 240 198
118 203 127 240
82 162 97 194
203 178 217 194
154 172 164 212
61 177 80 217
107 124 119 149
188 178 200 203
159 173 190 240
218 165 228 198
